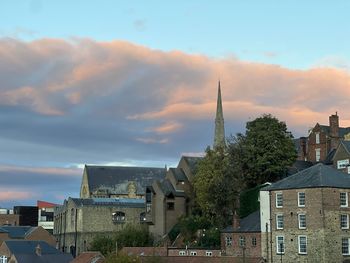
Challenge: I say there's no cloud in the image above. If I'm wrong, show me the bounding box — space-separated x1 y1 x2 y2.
0 38 350 206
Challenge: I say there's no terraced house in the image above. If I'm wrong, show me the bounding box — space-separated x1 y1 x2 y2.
260 163 350 263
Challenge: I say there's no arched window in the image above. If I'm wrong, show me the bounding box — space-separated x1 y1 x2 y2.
140 212 146 223
112 211 126 223
70 208 75 228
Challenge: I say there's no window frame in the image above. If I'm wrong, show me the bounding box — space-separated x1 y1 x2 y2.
112 211 126 223
298 235 307 254
341 192 348 208
276 214 284 230
298 192 305 207
190 251 197 256
0 255 7 263
342 238 350 255
276 193 283 208
315 132 320 144
239 236 246 247
179 251 186 256
276 236 285 254
341 214 349 229
225 236 232 247
298 214 306 229
206 251 213 257
251 236 257 247
315 148 321 162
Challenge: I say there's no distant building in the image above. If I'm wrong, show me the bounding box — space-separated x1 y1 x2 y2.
0 226 56 247
54 197 146 257
332 140 350 174
37 200 59 234
13 206 38 227
260 163 350 263
0 240 72 263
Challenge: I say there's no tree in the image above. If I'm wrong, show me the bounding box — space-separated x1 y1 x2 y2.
234 114 297 186
193 146 240 227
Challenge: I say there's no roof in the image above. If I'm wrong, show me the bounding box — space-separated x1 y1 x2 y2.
84 165 166 195
262 163 350 191
71 251 105 263
4 240 62 255
324 148 336 165
70 197 145 208
0 226 35 239
341 140 350 154
319 125 350 137
13 253 73 263
222 210 261 233
181 156 202 174
287 160 314 176
37 200 60 208
157 179 186 198
169 168 187 182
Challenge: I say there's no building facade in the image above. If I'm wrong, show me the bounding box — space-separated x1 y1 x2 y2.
260 163 350 263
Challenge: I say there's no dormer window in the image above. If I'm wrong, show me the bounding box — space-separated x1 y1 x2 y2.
112 211 126 223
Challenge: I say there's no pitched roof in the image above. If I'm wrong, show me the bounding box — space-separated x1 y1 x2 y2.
0 226 35 239
287 160 313 176
84 165 166 195
157 179 186 197
181 156 202 174
169 168 187 182
70 197 145 208
262 163 350 191
71 251 105 263
319 125 350 137
4 240 62 254
222 210 261 233
341 140 350 154
13 254 73 263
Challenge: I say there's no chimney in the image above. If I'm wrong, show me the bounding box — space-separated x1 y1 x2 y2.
35 244 42 256
232 210 240 230
329 112 340 150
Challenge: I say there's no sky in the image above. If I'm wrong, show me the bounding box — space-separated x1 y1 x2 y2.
1 0 350 207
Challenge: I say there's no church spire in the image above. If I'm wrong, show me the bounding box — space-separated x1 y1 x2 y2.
214 81 225 149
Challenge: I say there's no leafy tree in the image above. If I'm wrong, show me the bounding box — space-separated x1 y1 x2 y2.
90 224 154 256
198 227 221 248
193 146 240 227
236 114 297 186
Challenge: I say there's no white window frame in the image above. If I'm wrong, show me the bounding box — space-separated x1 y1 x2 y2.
315 148 321 162
239 236 246 247
206 251 213 257
315 132 320 144
298 214 306 229
298 192 305 207
190 251 197 256
341 192 348 207
0 255 7 263
341 214 349 229
179 251 186 256
342 238 350 255
276 236 285 254
298 235 307 254
276 214 284 230
225 236 232 246
338 159 350 169
276 193 283 208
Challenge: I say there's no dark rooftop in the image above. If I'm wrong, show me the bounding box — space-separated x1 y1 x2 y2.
70 197 145 208
4 240 63 255
169 168 187 182
222 210 260 233
181 156 202 174
262 163 350 191
0 226 35 239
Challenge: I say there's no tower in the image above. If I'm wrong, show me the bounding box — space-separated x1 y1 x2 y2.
213 81 226 149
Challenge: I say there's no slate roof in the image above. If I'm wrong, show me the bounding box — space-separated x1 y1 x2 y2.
0 226 35 239
71 251 105 263
85 165 166 195
169 168 187 182
287 160 314 176
70 197 145 208
222 210 261 233
181 156 202 174
340 140 350 154
319 125 350 137
262 163 350 191
157 179 186 197
4 240 73 263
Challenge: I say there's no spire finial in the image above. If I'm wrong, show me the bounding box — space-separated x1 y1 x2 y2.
214 81 225 149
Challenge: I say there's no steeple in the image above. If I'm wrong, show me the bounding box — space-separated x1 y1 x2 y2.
214 81 225 149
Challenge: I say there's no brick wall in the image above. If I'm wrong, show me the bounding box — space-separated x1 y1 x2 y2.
221 232 261 258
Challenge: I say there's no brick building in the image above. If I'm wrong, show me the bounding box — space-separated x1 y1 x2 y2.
221 210 261 258
260 163 350 263
296 113 350 163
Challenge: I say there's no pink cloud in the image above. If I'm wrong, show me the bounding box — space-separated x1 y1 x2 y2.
0 190 35 201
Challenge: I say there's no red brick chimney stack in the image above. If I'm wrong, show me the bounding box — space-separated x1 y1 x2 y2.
329 112 340 150
232 210 240 230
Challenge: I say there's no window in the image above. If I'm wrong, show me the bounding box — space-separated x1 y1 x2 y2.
206 251 212 256
341 214 349 229
315 148 321 162
239 236 246 247
276 214 284 230
112 211 126 223
276 236 284 254
298 192 305 207
298 236 307 254
179 251 186 256
190 251 197 256
298 214 306 229
167 202 175 210
338 159 350 169
276 193 283 208
70 208 75 228
140 212 146 222
342 238 350 255
225 236 232 246
341 192 348 207
0 256 7 263
315 132 320 144
252 236 257 246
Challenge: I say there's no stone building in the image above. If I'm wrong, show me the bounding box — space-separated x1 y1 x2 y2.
54 197 146 256
221 210 261 258
332 140 350 174
260 163 350 263
296 113 350 162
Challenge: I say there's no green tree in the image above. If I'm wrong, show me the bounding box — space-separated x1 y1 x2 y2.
193 146 239 227
235 114 297 186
